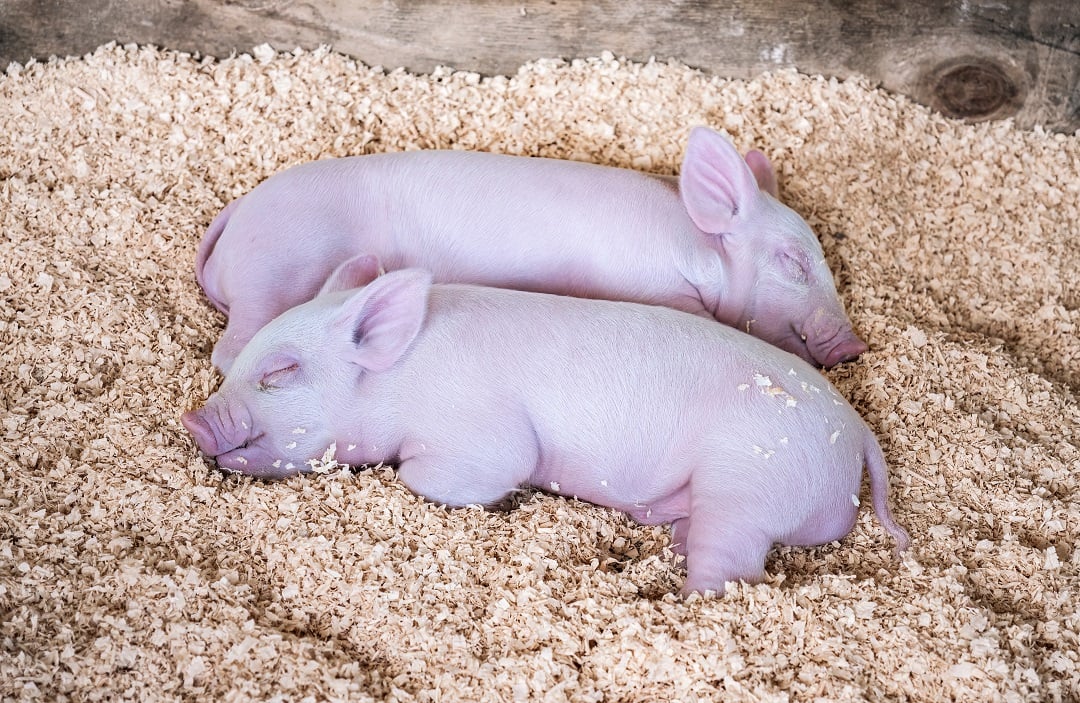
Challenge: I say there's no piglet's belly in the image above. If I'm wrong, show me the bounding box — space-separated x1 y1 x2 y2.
623 485 692 525
532 468 692 526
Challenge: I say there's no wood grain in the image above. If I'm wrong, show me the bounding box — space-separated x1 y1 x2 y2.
1 0 1078 131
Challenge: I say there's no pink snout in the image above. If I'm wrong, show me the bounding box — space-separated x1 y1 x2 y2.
801 308 868 368
820 336 869 369
182 406 305 479
771 328 866 369
182 409 225 457
181 402 257 470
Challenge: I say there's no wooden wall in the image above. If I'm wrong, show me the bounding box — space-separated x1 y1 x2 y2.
2 0 1078 132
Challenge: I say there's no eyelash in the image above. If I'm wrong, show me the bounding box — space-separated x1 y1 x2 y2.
257 363 301 392
781 253 809 282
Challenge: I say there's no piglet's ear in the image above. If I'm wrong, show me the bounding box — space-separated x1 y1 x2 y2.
744 149 779 199
317 253 385 297
332 268 432 371
679 127 763 234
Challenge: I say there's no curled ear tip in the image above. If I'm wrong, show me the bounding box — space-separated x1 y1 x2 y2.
687 125 711 141
686 127 741 158
357 268 432 309
686 126 717 150
746 150 777 173
689 124 722 136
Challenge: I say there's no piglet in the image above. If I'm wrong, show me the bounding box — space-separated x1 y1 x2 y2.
197 127 868 373
182 269 909 595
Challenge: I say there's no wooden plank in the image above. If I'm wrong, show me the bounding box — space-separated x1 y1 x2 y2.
1 0 1078 132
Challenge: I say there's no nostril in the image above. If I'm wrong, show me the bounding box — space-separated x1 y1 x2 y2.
181 410 202 435
181 410 217 454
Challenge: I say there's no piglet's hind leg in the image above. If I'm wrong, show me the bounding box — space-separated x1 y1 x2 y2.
680 506 774 597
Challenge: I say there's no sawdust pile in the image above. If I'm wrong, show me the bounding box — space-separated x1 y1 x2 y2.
1 43 1077 702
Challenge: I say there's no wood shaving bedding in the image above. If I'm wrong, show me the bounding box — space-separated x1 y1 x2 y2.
1 43 1077 702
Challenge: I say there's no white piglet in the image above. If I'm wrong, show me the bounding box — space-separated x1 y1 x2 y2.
198 127 868 372
183 269 909 595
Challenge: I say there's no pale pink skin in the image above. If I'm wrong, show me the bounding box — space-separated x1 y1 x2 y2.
182 269 909 596
197 127 868 374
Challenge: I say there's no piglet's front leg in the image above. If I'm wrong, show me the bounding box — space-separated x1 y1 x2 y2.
394 445 534 509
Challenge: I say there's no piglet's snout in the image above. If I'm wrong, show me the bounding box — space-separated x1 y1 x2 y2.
803 308 867 368
181 410 218 456
181 400 252 459
821 336 869 369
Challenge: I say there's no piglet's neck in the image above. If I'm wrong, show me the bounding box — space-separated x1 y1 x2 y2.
326 380 404 468
673 238 743 323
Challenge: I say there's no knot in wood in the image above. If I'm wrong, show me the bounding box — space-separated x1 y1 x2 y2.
930 61 1019 120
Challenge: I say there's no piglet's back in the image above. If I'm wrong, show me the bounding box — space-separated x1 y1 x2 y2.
407 284 854 454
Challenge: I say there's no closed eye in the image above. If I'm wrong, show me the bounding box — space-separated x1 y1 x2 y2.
778 252 810 285
257 363 300 391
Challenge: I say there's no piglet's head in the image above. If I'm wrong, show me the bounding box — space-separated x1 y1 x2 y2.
183 268 432 479
679 126 867 368
210 253 384 374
